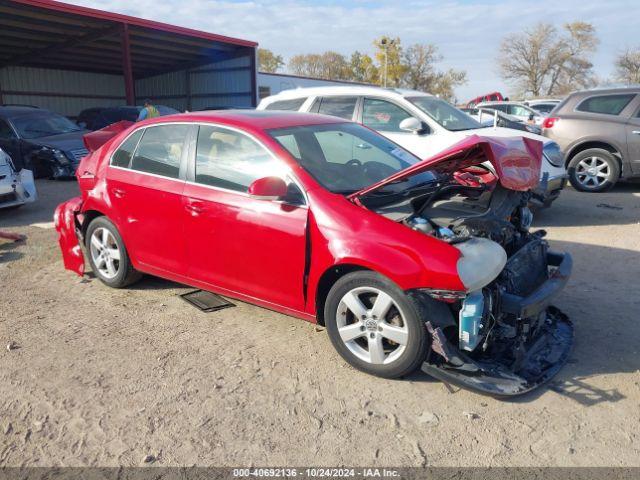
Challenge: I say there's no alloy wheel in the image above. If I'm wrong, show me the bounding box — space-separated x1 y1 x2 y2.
575 156 610 189
335 287 409 365
89 227 121 279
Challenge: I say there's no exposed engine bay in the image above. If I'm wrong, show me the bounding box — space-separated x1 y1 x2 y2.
365 168 573 396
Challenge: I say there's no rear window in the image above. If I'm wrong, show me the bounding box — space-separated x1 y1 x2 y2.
312 96 358 120
576 94 636 115
264 98 307 111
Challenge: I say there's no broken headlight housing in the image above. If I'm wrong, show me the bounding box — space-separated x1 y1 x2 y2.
455 237 507 292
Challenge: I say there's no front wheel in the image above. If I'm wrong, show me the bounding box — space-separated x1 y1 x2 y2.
568 148 620 192
85 216 141 288
324 271 428 378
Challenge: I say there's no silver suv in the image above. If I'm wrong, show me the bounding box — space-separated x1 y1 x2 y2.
542 87 640 192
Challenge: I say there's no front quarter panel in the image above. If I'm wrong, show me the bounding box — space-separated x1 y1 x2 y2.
305 188 464 315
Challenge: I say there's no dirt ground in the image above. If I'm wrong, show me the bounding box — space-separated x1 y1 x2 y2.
1 179 639 468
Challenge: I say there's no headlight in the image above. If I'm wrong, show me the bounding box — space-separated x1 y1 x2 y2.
543 142 564 167
455 238 507 292
42 147 70 166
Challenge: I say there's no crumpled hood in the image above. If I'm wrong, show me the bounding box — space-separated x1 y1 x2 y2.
348 134 542 201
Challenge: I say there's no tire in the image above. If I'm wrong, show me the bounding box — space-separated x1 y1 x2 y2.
567 148 620 192
324 271 429 379
85 216 142 288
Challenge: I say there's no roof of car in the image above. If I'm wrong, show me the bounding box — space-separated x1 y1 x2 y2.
567 86 640 98
260 85 433 103
0 106 49 118
142 109 347 130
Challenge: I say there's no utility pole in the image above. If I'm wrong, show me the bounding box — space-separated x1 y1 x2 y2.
381 37 395 88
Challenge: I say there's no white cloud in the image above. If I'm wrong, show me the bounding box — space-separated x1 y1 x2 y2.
69 0 637 101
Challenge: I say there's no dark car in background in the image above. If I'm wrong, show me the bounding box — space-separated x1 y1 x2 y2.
542 87 640 192
0 106 88 179
77 105 180 131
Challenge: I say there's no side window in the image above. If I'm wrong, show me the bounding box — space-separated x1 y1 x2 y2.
0 120 16 140
195 125 287 192
130 124 189 179
315 97 357 120
492 104 508 112
362 98 413 133
111 129 143 168
314 130 402 170
509 105 530 117
264 98 307 111
576 94 636 115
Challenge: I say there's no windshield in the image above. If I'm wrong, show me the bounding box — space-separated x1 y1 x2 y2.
407 96 482 131
12 113 82 139
268 122 436 194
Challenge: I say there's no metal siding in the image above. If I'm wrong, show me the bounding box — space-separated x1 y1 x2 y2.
0 66 125 116
0 66 124 95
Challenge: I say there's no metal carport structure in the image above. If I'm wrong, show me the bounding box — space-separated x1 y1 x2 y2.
0 0 258 115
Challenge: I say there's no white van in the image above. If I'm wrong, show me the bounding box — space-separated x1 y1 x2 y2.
258 86 567 207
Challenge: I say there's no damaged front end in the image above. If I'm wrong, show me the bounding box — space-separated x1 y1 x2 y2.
0 149 37 209
353 136 573 396
418 237 572 397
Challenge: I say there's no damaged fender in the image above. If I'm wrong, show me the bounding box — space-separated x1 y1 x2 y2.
53 197 85 276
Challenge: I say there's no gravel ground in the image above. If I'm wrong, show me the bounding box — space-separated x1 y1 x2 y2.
1 179 639 467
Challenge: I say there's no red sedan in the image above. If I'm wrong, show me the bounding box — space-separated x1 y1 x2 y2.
55 111 572 396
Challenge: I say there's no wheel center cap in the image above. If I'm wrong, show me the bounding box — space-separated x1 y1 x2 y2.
587 167 597 176
364 318 378 331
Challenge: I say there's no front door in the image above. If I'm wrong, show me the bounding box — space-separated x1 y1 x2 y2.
182 124 308 312
360 97 439 159
0 119 22 169
106 124 192 275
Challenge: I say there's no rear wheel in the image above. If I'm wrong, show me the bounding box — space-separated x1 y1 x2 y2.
85 217 141 288
568 148 620 192
324 271 428 378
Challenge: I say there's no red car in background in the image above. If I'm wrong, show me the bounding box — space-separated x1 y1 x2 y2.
466 91 504 108
54 110 572 396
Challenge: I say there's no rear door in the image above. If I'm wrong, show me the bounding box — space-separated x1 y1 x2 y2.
106 123 193 275
626 99 640 174
182 124 308 311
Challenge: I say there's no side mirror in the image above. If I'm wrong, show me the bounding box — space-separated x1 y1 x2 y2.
399 117 428 134
528 113 535 121
248 176 288 201
78 121 87 129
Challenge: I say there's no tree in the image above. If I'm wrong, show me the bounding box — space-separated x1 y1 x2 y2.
615 47 640 85
288 51 351 80
350 51 378 84
258 48 284 73
401 44 467 101
498 22 598 97
373 36 407 87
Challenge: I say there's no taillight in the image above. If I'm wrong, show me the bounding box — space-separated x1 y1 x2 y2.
543 117 559 129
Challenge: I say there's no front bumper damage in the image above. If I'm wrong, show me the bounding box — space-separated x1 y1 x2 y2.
421 249 573 397
0 167 38 209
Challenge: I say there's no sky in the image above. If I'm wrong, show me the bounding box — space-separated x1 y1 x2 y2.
69 0 638 102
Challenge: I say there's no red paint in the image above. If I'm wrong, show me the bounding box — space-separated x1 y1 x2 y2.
83 121 134 152
349 135 542 200
55 112 540 323
466 91 504 108
247 176 288 198
542 117 559 129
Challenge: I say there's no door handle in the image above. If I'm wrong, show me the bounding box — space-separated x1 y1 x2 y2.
80 171 95 179
112 187 126 198
632 130 640 135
